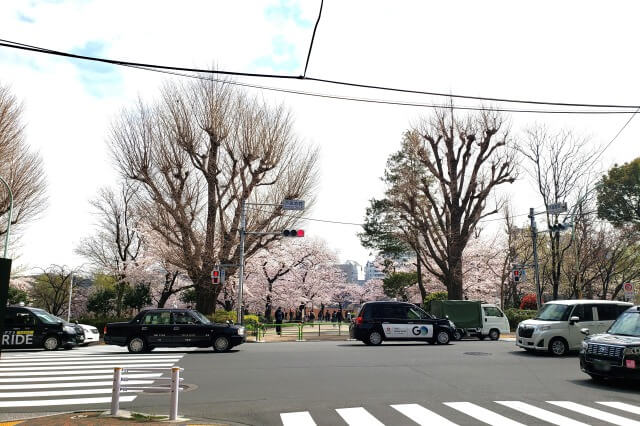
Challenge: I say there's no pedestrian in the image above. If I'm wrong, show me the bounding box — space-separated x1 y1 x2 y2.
326 311 331 322
337 310 343 323
309 311 315 323
275 307 284 336
332 311 337 323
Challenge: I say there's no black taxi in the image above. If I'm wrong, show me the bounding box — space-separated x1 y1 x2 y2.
3 306 80 350
350 301 455 346
580 305 640 381
104 308 246 353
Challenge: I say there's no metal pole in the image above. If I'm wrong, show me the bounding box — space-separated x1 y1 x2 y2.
237 200 246 325
0 175 13 259
110 367 122 415
67 273 73 322
169 367 180 420
529 208 542 309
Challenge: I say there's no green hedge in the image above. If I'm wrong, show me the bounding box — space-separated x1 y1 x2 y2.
505 308 537 331
207 310 237 324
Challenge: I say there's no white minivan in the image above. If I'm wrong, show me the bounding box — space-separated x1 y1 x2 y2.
516 300 632 356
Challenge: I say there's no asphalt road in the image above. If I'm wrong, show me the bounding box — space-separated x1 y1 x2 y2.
3 340 640 425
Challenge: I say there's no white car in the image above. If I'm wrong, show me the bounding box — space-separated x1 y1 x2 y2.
516 300 632 356
77 323 100 345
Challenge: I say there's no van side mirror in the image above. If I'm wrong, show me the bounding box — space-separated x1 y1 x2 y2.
570 316 580 325
580 328 590 336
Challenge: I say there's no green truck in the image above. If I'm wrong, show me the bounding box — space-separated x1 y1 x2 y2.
426 300 510 341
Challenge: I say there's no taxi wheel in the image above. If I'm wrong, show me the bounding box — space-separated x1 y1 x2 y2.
127 336 147 354
213 336 231 352
549 337 569 356
367 331 383 346
489 329 500 341
43 336 60 351
453 329 463 341
436 330 450 345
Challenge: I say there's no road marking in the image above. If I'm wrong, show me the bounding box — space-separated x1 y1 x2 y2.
0 357 181 366
0 395 137 408
0 363 177 372
548 401 640 426
496 401 590 426
336 407 384 426
0 380 154 390
0 388 142 398
280 411 317 426
0 373 162 382
598 402 640 416
391 403 458 425
0 365 174 376
445 402 525 426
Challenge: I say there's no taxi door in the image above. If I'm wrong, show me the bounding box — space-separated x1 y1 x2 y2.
406 306 434 339
380 304 411 339
2 309 40 348
172 311 209 346
140 311 174 345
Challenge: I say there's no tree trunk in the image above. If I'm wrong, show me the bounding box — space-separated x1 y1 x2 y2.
447 253 464 300
195 273 218 314
415 249 427 303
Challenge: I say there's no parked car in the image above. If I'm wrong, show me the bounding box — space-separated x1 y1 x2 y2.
426 300 510 340
2 306 79 350
580 305 640 381
104 308 246 353
76 323 100 345
516 300 632 356
52 315 85 346
349 301 455 346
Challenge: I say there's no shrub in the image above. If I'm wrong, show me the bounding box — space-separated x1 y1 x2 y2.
243 314 260 328
422 291 448 310
209 310 237 324
519 294 538 310
504 308 537 331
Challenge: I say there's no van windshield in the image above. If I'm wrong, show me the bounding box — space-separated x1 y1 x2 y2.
31 309 62 325
535 304 571 321
607 312 640 337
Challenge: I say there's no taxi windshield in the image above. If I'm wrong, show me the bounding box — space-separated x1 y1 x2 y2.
31 309 62 325
535 304 571 321
608 312 640 337
191 311 211 324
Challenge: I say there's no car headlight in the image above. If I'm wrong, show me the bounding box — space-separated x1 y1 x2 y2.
581 341 588 350
624 346 640 355
237 327 245 336
538 325 551 332
448 320 456 329
63 325 76 334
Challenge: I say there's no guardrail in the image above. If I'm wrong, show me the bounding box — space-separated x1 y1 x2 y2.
111 366 183 420
251 321 350 342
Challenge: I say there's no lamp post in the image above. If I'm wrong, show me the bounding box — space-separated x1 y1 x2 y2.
0 175 14 359
0 175 12 259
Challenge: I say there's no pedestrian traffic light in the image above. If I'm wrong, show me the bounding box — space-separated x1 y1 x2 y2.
283 229 304 237
513 269 520 283
211 267 220 285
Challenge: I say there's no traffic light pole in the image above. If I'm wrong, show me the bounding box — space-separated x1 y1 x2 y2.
529 208 542 310
0 175 13 359
237 200 246 326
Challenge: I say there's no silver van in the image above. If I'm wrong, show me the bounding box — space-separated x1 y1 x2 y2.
516 300 632 356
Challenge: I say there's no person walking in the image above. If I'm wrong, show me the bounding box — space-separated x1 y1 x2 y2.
275 307 284 336
337 310 343 323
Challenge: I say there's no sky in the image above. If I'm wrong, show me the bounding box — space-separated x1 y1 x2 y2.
1 0 639 273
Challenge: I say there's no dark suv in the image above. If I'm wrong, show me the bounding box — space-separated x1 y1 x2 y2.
349 301 455 346
580 305 640 381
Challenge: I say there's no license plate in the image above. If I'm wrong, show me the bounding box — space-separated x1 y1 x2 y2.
593 360 611 372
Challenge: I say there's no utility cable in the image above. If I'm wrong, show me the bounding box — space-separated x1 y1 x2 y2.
1 37 639 110
303 0 323 77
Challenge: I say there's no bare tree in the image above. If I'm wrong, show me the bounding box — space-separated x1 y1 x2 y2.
395 107 516 299
520 127 595 299
30 265 79 317
0 83 47 249
109 77 318 313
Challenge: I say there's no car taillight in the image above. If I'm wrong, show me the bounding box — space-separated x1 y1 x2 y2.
103 326 107 335
356 316 363 325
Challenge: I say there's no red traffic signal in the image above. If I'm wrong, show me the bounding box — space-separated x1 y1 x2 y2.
283 229 304 237
211 268 220 285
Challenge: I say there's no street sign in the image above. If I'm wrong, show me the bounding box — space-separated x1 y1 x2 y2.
547 202 567 215
282 199 305 210
623 282 634 301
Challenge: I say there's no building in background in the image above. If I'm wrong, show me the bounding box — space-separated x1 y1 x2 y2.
364 260 386 282
336 260 361 283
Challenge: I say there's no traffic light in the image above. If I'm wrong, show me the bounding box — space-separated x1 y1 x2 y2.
283 229 305 237
513 269 520 283
211 266 220 285
549 223 570 233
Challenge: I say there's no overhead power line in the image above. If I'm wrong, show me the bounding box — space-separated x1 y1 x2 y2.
1 38 639 110
303 0 323 78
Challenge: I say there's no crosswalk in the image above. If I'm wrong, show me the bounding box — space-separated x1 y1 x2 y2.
281 401 640 426
0 346 184 409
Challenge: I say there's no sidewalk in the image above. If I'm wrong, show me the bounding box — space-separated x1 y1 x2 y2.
2 411 229 425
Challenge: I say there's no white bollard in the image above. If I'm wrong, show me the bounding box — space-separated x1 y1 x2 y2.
111 367 122 416
169 367 180 421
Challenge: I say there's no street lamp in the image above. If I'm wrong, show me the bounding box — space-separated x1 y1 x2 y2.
0 175 13 359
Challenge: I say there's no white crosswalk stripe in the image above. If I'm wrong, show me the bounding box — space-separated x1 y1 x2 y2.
0 346 184 409
280 400 640 425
